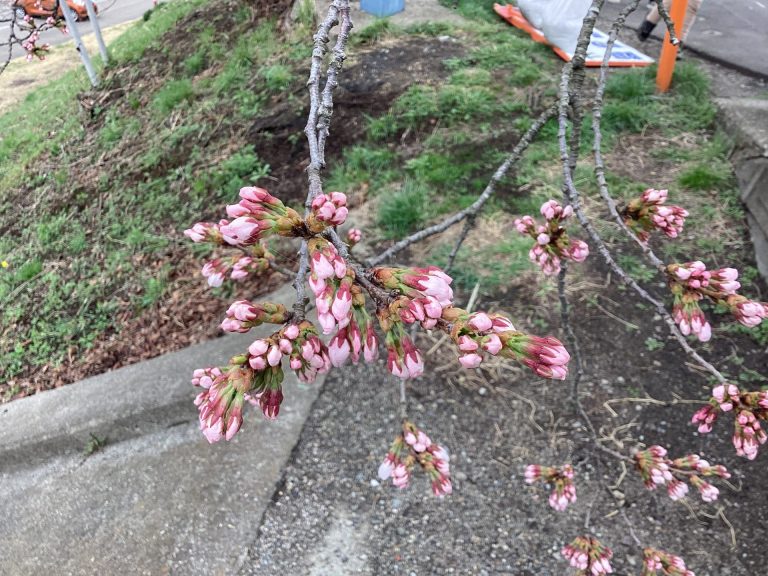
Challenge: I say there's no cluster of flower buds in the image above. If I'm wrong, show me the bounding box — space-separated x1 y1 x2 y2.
667 262 767 341
377 310 424 379
328 307 379 368
442 308 570 380
514 200 589 275
193 365 248 443
634 445 729 503
248 322 331 386
45 16 68 34
307 192 348 231
378 421 452 497
21 30 51 62
222 187 303 245
692 383 768 460
622 188 688 243
347 228 362 245
642 548 695 576
187 187 302 249
561 536 613 575
373 266 454 307
524 464 577 511
308 238 355 334
220 300 288 333
186 215 274 287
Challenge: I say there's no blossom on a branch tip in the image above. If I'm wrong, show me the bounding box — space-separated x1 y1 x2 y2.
184 220 226 244
561 536 613 575
514 199 589 275
219 187 302 245
373 266 454 307
379 421 451 497
524 464 577 511
642 547 695 576
667 262 767 340
194 365 250 443
442 307 569 379
622 188 688 243
634 445 729 502
308 191 348 230
220 301 288 333
347 228 362 245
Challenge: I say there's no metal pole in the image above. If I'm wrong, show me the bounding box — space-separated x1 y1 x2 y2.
84 0 108 64
59 0 99 87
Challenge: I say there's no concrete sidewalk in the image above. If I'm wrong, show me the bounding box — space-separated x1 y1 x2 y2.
600 0 768 79
0 284 324 576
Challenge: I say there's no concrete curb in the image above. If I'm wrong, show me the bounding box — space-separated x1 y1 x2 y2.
0 283 329 575
0 283 299 473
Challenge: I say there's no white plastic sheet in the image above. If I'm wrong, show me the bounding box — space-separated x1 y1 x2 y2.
517 0 592 55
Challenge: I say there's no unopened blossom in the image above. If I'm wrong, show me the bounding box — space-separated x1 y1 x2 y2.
642 548 695 576
669 281 711 342
622 188 688 242
692 383 768 460
373 266 454 307
309 238 347 281
733 409 767 460
192 366 223 389
441 307 569 379
380 422 452 497
667 262 767 340
389 294 443 331
515 199 589 275
524 464 577 511
220 300 288 334
635 445 728 503
246 366 285 420
288 322 331 383
184 220 225 244
202 258 231 288
561 536 613 575
308 191 348 230
347 228 362 245
726 295 768 328
194 365 252 443
691 404 719 433
690 475 719 503
378 311 425 379
217 187 302 245
499 332 570 380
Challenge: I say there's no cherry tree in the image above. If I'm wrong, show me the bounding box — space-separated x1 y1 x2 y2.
185 0 767 572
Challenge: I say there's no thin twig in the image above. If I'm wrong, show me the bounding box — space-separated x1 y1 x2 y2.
293 0 353 321
368 103 558 266
652 0 681 45
556 0 727 385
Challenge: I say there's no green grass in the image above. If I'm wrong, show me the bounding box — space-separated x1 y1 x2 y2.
153 79 195 113
377 181 428 238
0 0 748 391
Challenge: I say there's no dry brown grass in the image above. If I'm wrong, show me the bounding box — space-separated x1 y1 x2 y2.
0 20 134 115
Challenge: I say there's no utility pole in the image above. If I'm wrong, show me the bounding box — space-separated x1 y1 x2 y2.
84 0 108 64
59 0 99 87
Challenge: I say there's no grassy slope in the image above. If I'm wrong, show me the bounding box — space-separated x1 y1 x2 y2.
0 0 761 397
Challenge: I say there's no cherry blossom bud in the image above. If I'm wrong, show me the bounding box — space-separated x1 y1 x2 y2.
459 353 483 368
468 312 493 332
284 324 300 340
364 324 379 362
347 228 362 244
328 328 352 368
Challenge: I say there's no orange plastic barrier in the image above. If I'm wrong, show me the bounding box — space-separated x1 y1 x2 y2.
656 0 689 92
